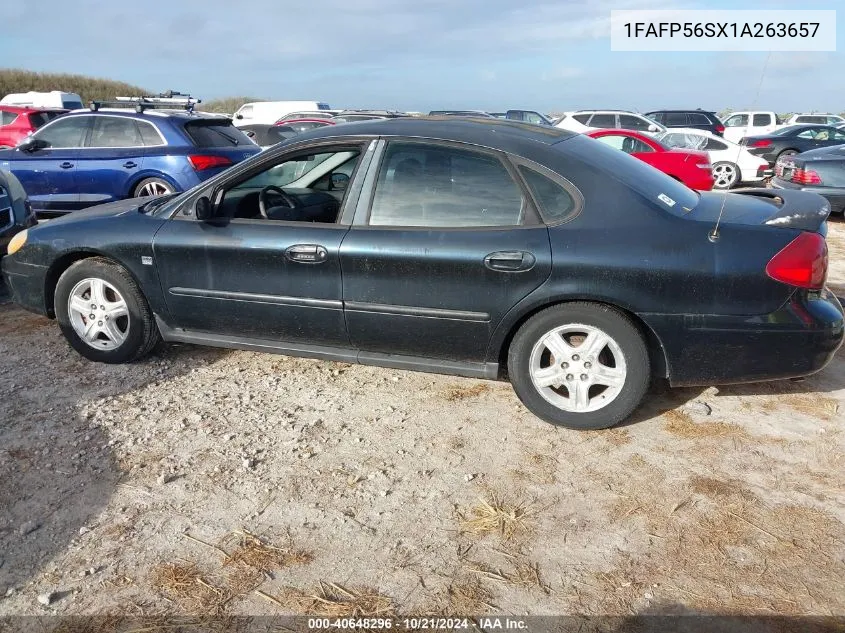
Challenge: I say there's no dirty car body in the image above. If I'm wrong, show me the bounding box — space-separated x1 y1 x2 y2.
3 118 843 429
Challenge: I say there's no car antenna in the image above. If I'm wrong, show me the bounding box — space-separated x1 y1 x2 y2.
709 51 772 243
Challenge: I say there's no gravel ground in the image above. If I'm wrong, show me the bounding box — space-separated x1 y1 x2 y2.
0 219 843 620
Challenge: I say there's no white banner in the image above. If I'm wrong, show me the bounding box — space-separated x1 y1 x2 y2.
610 10 837 51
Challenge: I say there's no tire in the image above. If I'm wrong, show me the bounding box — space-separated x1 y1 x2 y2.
507 302 650 430
776 149 798 162
133 177 174 198
54 258 160 363
711 162 739 190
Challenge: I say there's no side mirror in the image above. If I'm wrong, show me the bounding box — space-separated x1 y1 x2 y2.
235 113 244 120
18 137 48 152
331 173 350 190
647 124 659 132
194 196 214 221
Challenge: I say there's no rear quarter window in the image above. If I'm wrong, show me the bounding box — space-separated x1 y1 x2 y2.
557 135 699 217
184 121 254 147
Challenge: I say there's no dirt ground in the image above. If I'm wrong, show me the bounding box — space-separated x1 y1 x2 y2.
0 219 843 622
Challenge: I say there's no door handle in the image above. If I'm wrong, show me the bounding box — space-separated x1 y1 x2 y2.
285 244 328 264
123 161 138 169
484 251 536 272
59 162 73 169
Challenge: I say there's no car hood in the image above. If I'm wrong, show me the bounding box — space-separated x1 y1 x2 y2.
43 197 148 227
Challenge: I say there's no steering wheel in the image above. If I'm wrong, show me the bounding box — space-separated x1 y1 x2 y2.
258 185 299 219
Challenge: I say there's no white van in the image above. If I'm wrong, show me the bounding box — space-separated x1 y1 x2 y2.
0 90 84 110
232 101 332 126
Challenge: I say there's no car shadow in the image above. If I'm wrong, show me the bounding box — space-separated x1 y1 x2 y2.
0 302 230 598
598 601 839 633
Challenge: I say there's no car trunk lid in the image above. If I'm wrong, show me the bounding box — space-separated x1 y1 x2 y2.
684 187 831 233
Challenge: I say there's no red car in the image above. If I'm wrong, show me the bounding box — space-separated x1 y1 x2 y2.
0 106 67 148
586 129 715 191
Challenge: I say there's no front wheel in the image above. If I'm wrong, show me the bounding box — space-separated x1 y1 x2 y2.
507 303 650 429
712 162 739 190
55 258 160 363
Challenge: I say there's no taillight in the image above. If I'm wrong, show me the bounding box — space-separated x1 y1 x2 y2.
791 168 823 185
715 124 725 134
749 139 772 148
765 232 827 289
188 155 233 171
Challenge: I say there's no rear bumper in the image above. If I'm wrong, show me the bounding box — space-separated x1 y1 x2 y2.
641 290 844 387
1 256 49 316
770 179 845 215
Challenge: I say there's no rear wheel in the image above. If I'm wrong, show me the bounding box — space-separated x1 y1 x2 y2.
133 177 173 198
55 258 160 363
507 303 650 429
777 149 798 162
712 162 739 189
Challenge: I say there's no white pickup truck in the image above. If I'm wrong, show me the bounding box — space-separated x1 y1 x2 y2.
721 111 782 143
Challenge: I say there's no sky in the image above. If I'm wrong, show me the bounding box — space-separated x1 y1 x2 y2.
0 0 841 113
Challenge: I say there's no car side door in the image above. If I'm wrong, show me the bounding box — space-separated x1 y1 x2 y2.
75 115 148 206
723 113 749 142
338 139 553 369
152 139 373 347
2 115 90 212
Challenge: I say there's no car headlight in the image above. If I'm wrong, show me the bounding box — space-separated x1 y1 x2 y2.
7 229 27 255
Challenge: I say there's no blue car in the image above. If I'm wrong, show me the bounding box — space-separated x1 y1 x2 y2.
0 105 260 215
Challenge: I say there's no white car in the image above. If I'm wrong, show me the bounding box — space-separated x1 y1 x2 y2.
721 111 781 143
658 128 772 190
555 110 666 136
784 113 845 126
232 101 332 127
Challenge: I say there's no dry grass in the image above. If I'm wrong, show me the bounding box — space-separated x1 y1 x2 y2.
149 562 229 614
662 409 751 439
222 530 312 573
444 383 490 401
457 492 538 541
780 394 840 419
593 463 845 615
281 582 395 617
466 553 549 594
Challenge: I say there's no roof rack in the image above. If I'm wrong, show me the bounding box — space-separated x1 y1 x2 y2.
89 91 201 113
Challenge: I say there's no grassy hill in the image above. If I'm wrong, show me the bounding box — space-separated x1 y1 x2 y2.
0 69 149 105
202 96 265 114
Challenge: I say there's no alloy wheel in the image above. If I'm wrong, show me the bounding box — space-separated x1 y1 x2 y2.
67 277 130 350
136 181 172 197
712 163 737 189
529 323 627 413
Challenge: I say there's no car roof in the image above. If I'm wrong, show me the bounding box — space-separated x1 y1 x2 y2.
288 117 575 151
646 109 717 114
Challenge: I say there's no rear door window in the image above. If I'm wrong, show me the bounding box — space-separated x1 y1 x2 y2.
589 114 617 128
688 113 711 125
88 117 144 148
369 141 527 227
619 114 653 131
184 121 254 147
664 113 688 126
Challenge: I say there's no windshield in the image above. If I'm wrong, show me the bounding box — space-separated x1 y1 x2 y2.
184 120 253 147
559 134 699 216
658 131 707 150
